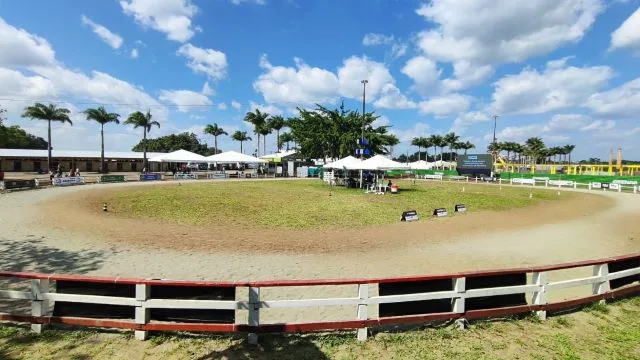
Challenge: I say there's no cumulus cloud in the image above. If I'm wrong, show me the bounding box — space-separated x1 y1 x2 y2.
201 81 214 96
418 93 473 117
177 43 228 80
610 7 640 54
441 61 494 93
586 77 640 118
159 89 212 112
0 17 55 68
414 0 603 64
231 100 242 109
120 0 199 43
373 84 417 109
81 15 123 49
401 56 441 95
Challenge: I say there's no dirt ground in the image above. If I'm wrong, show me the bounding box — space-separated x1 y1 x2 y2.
38 184 613 254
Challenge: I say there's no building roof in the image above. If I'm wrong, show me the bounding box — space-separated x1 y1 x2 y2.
0 149 166 159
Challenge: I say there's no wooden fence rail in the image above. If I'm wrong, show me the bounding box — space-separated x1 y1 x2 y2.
0 253 638 343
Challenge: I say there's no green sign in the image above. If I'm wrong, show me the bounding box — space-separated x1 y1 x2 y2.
99 175 126 183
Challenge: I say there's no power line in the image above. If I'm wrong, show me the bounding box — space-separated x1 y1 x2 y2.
0 97 215 108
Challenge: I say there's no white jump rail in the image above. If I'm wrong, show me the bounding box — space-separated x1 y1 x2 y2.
0 253 637 343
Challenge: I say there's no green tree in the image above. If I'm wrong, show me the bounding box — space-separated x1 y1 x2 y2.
204 123 227 155
411 137 425 161
524 137 546 166
21 103 72 170
131 132 210 155
231 130 252 153
386 134 400 157
83 106 120 173
268 115 286 151
124 110 160 170
460 141 475 155
564 144 576 164
0 105 6 127
278 132 294 151
258 123 272 155
0 125 48 150
244 109 269 156
444 132 460 162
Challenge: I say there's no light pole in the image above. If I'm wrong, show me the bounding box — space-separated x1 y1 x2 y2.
492 114 499 146
361 79 368 159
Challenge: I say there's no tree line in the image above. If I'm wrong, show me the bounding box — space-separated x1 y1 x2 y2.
488 138 576 165
409 134 475 163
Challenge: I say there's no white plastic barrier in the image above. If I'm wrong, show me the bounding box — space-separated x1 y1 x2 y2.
52 177 85 186
424 174 443 180
612 180 638 185
173 173 198 180
206 172 227 179
511 178 535 185
548 180 575 187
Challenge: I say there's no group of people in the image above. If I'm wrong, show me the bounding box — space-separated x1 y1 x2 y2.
48 165 81 181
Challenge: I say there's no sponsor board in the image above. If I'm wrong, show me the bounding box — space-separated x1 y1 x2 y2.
548 180 574 187
52 177 85 186
511 178 535 185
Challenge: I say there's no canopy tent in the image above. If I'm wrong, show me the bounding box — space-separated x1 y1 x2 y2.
148 149 207 163
323 156 362 170
346 155 410 171
260 150 297 162
408 160 434 170
206 151 265 164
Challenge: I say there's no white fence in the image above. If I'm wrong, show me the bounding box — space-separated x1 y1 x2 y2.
0 253 637 343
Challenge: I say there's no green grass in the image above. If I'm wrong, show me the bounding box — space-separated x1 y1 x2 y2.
0 297 637 360
89 180 573 229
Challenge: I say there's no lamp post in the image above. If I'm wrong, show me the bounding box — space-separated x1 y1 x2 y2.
492 114 499 146
361 79 368 159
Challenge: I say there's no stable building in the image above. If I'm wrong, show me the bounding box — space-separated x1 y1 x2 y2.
0 149 166 173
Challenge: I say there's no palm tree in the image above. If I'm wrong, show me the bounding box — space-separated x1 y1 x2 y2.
231 130 252 153
258 124 272 155
268 116 286 151
244 109 269 156
524 137 546 167
124 110 160 171
444 132 460 162
279 132 294 151
204 123 227 155
428 135 441 163
386 134 400 157
411 137 425 161
21 103 72 171
459 141 475 155
564 144 576 164
83 106 120 173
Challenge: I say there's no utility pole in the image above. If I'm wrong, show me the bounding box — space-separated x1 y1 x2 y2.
492 115 499 146
361 79 368 159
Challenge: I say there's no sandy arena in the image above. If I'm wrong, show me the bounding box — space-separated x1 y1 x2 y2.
0 179 638 323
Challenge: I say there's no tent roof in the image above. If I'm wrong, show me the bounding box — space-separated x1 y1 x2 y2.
260 150 297 159
346 155 410 170
206 151 265 164
409 160 434 170
323 155 362 169
148 149 207 163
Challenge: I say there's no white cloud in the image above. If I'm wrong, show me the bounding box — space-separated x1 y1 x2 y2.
201 81 214 96
371 115 391 128
586 77 640 118
158 89 212 112
81 15 123 49
231 0 266 5
418 93 472 117
581 120 616 132
490 60 613 115
130 48 139 59
492 124 549 143
441 61 494 93
253 55 339 105
401 56 441 94
248 101 283 115
391 122 430 142
547 114 590 130
362 33 394 46
337 56 395 100
177 43 228 80
415 0 603 64
231 100 242 109
120 0 199 43
373 84 417 109
217 102 227 110
0 17 55 68
610 7 640 54
0 68 57 112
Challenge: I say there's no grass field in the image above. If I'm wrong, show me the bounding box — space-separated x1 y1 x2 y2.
89 180 573 229
0 297 637 359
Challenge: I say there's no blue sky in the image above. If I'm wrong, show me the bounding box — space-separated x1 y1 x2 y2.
1 0 640 160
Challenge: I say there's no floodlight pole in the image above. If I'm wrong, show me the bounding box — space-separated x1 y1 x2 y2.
361 79 368 159
492 115 499 146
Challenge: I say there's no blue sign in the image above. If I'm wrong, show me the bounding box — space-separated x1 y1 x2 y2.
357 138 369 146
140 173 162 181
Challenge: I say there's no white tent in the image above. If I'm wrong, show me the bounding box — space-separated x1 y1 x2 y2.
346 155 410 171
206 151 265 164
148 149 207 163
409 160 434 170
323 156 362 169
260 150 297 160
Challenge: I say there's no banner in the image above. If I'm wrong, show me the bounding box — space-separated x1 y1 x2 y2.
206 172 227 179
512 178 535 185
140 173 162 181
548 180 574 187
52 177 85 186
98 175 125 183
173 173 198 180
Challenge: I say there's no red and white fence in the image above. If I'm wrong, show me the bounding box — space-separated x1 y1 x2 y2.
0 253 638 343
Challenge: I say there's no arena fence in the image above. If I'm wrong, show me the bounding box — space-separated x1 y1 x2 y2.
0 253 638 344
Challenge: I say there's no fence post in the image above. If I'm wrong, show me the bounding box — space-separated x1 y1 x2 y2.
248 287 260 345
573 182 577 189
592 264 610 305
356 284 369 341
135 284 151 340
30 279 49 334
588 183 592 190
452 277 466 329
634 185 637 194
531 272 548 320
618 186 622 193
545 179 548 187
